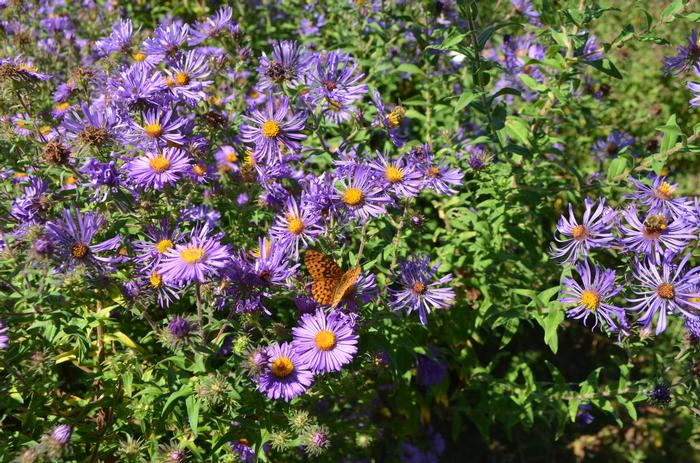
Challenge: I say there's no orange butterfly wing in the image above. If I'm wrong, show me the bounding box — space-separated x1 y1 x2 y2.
331 267 361 308
311 278 339 306
305 250 342 280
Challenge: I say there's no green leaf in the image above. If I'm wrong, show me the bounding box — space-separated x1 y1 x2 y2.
586 59 623 79
454 92 477 114
395 63 423 76
543 305 565 354
504 116 530 146
607 157 628 181
185 396 201 437
661 0 684 19
657 114 683 154
161 384 192 418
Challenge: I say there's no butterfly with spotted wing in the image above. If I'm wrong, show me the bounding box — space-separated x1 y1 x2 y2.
304 250 361 308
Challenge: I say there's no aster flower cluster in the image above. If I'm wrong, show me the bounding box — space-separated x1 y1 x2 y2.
552 174 700 336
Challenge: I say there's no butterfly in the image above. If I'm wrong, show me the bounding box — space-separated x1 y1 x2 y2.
304 250 361 308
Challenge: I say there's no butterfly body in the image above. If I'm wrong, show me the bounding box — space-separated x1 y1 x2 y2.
305 250 361 307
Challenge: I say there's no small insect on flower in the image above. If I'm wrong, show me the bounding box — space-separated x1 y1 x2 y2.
619 205 697 260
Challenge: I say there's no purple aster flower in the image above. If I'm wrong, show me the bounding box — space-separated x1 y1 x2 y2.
503 34 546 80
550 198 616 264
300 15 325 37
416 350 447 386
333 167 392 222
303 425 331 457
389 256 455 325
368 151 423 198
242 345 271 377
307 51 368 122
50 424 72 444
140 268 180 308
110 65 166 108
592 130 635 160
420 158 463 195
512 0 541 26
10 176 50 231
230 440 255 463
619 205 696 259
189 6 237 45
664 30 700 75
256 341 314 401
0 56 51 83
334 271 378 315
243 237 299 289
559 260 625 332
143 22 190 62
214 145 240 174
181 204 221 228
158 226 231 286
130 109 188 147
240 95 307 163
627 254 700 335
464 145 492 172
165 49 212 104
292 309 358 373
189 161 216 185
0 321 8 349
133 219 183 269
627 175 694 219
79 157 120 201
61 103 123 148
576 404 595 425
648 382 672 406
125 147 191 190
270 196 324 258
370 89 406 147
96 19 136 55
257 40 309 91
577 32 603 61
400 443 425 463
45 208 122 274
689 65 700 107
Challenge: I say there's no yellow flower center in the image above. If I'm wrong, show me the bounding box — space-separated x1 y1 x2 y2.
262 119 280 138
175 71 190 86
287 216 305 235
657 283 675 300
343 187 363 206
385 165 404 183
412 281 427 295
65 176 77 185
193 164 207 176
55 102 70 111
17 120 26 129
572 225 589 240
271 356 294 378
580 290 600 311
156 239 173 253
133 52 146 62
226 152 238 163
314 329 336 351
40 126 52 135
165 77 175 88
71 243 88 259
149 271 162 288
144 122 163 138
689 297 700 303
149 154 170 173
655 182 673 200
179 246 205 264
14 172 26 178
